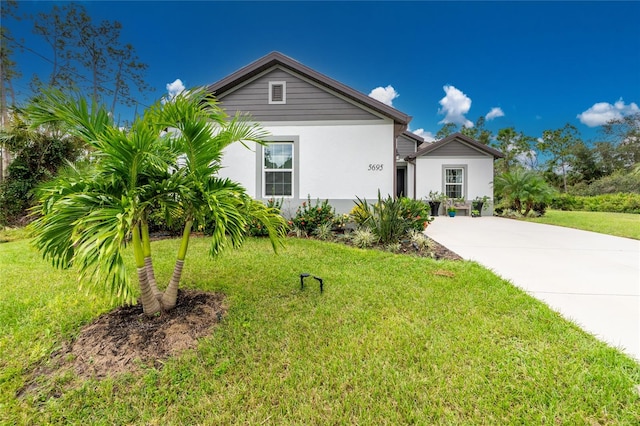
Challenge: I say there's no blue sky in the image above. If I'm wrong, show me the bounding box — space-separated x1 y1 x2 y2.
5 1 640 143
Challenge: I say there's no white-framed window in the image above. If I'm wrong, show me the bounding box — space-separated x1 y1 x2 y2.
263 142 293 197
445 167 464 199
269 81 286 104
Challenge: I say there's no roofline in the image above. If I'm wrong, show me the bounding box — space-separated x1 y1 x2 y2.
400 130 425 144
404 132 504 160
206 51 412 125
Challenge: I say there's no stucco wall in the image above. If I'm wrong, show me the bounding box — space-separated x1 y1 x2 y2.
219 120 395 215
415 156 495 210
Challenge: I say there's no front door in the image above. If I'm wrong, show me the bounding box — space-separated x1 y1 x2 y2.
396 167 406 198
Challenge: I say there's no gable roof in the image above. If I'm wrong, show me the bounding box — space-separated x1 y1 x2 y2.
206 51 411 125
400 130 425 145
405 132 504 160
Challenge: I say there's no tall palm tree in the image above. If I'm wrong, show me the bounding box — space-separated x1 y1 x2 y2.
28 88 287 315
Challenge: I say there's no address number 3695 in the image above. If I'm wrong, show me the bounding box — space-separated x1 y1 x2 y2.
368 164 384 171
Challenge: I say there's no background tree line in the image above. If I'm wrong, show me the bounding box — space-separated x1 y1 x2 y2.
1 1 153 224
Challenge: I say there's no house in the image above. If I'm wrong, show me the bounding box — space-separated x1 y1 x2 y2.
207 52 502 215
405 133 504 215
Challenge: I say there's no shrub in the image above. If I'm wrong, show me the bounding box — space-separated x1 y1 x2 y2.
313 222 334 241
292 196 335 235
350 227 376 248
550 193 640 214
573 171 640 196
349 203 371 226
399 197 432 231
353 193 431 245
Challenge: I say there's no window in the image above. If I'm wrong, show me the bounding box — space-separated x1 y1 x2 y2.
264 142 293 196
445 167 464 199
269 81 286 104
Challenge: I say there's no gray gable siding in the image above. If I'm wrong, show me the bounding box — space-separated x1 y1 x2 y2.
424 140 489 157
396 134 417 158
217 68 381 121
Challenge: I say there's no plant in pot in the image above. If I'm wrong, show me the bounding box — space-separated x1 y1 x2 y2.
472 195 490 217
471 209 480 217
447 205 457 217
427 191 447 216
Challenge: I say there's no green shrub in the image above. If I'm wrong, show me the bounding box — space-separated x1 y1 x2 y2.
350 227 376 248
349 203 371 225
574 171 640 196
399 197 432 231
353 193 431 245
550 193 640 214
292 196 335 235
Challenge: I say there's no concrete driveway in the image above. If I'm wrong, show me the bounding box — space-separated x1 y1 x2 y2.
425 215 640 362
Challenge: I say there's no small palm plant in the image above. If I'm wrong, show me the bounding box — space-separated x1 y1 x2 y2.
28 88 287 315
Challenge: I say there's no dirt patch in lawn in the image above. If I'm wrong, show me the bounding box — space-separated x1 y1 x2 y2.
18 290 226 396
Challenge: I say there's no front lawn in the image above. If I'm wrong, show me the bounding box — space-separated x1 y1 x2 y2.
524 210 640 240
1 237 639 424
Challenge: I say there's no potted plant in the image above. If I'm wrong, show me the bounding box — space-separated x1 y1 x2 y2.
447 205 457 217
427 191 447 217
471 209 480 217
472 195 490 216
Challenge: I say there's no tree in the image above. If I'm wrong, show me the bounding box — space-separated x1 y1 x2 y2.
493 127 536 174
461 116 492 145
494 168 555 216
29 3 152 113
435 122 458 139
0 108 85 224
601 112 640 170
32 4 77 89
538 123 581 192
1 0 21 181
28 88 287 315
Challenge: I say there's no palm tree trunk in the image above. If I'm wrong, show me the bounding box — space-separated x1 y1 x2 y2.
140 218 162 300
133 223 162 315
161 219 193 310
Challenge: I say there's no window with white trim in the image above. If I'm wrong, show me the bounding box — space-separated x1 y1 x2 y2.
445 168 464 199
269 81 286 104
264 142 293 197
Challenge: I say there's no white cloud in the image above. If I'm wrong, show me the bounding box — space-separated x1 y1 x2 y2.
411 128 436 142
166 79 186 100
577 98 639 127
438 85 473 128
368 85 399 106
485 107 504 121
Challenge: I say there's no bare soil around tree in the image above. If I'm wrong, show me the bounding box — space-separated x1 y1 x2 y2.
19 238 460 398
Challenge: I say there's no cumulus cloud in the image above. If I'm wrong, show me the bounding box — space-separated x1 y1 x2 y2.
411 128 436 142
166 78 186 100
438 85 473 128
577 99 639 127
485 107 505 121
369 85 399 106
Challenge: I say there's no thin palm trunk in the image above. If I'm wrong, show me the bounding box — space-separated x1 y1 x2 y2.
140 218 162 300
133 223 162 315
161 219 193 310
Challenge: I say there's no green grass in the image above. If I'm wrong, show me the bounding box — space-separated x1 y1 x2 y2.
1 236 639 424
525 210 640 240
0 226 32 243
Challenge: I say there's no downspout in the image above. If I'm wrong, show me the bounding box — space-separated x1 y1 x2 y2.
407 158 417 200
393 122 407 199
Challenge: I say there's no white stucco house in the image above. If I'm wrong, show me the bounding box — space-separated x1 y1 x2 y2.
207 52 503 215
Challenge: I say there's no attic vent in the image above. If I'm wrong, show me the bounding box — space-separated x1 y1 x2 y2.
269 81 286 104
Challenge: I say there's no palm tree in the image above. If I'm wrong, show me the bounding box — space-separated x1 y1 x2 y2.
28 88 287 315
494 168 555 216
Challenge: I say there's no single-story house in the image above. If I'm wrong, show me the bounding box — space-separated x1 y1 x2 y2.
207 52 503 216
